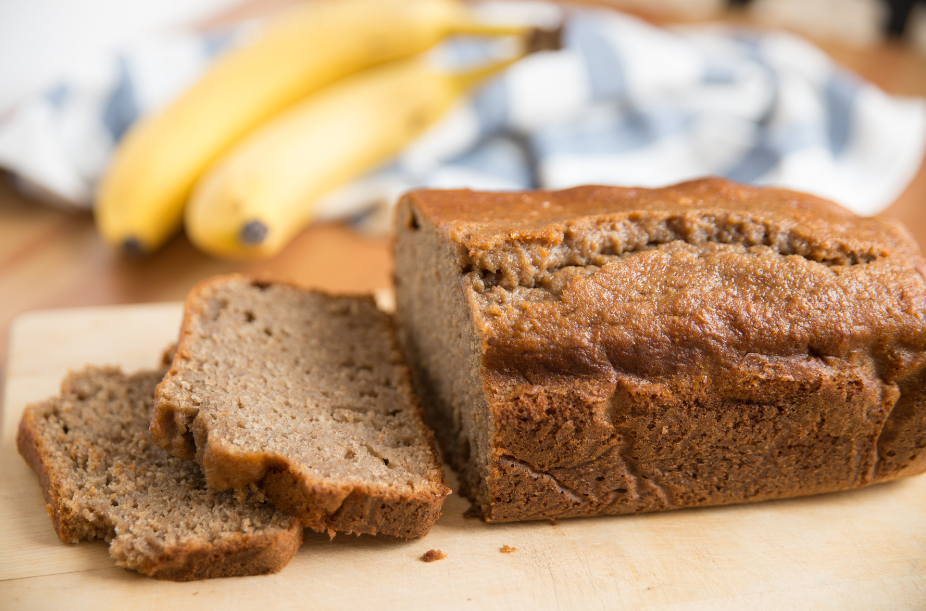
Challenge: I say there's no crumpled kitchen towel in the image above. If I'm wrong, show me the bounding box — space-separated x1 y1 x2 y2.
0 3 923 228
0 26 244 208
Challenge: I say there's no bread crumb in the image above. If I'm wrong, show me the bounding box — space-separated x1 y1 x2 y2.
548 518 559 525
247 482 268 503
500 545 517 553
463 506 480 519
422 549 446 562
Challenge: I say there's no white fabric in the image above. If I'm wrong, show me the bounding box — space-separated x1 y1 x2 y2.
0 4 923 228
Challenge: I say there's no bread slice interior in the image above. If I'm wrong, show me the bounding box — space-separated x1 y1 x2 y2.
152 276 449 538
17 366 303 581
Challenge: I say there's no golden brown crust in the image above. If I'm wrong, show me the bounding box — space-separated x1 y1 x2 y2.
406 177 891 236
394 178 926 523
150 277 220 461
261 468 445 539
153 274 449 539
137 529 303 582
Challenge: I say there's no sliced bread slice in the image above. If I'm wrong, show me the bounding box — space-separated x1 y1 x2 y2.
17 366 303 581
151 275 450 538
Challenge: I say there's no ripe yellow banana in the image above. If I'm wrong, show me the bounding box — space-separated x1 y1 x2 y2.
95 0 532 255
185 55 521 259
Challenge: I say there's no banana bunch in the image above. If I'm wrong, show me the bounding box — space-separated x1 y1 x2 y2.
95 0 545 257
186 54 524 259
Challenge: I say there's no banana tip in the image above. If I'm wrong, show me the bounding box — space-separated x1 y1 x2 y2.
240 220 268 246
121 237 147 257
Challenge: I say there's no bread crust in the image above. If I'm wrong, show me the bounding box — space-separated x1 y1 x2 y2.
128 529 303 581
393 177 926 522
17 408 109 543
152 275 449 538
260 468 445 539
17 367 303 581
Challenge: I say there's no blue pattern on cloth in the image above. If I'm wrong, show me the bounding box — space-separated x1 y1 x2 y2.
102 57 139 142
824 71 859 156
568 16 627 100
0 4 923 223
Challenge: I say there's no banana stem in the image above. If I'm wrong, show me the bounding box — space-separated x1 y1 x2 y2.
452 55 522 90
450 26 562 91
446 19 532 37
447 19 564 52
526 26 563 54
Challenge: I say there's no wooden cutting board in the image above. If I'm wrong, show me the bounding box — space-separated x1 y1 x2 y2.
1 304 924 610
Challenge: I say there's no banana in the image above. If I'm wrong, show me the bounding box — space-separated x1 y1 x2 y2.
95 0 533 255
185 54 522 259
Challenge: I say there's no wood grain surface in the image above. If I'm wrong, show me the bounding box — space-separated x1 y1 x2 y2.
1 304 924 610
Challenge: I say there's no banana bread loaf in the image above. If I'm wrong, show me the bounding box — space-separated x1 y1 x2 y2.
17 366 303 581
392 177 926 522
151 275 450 538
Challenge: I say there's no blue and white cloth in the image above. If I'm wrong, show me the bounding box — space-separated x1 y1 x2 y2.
0 4 923 230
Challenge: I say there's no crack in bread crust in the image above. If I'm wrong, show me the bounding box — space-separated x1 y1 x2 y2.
462 211 885 302
452 191 892 294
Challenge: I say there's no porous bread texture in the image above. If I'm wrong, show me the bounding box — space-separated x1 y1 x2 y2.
152 275 449 538
16 366 302 581
393 177 926 522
